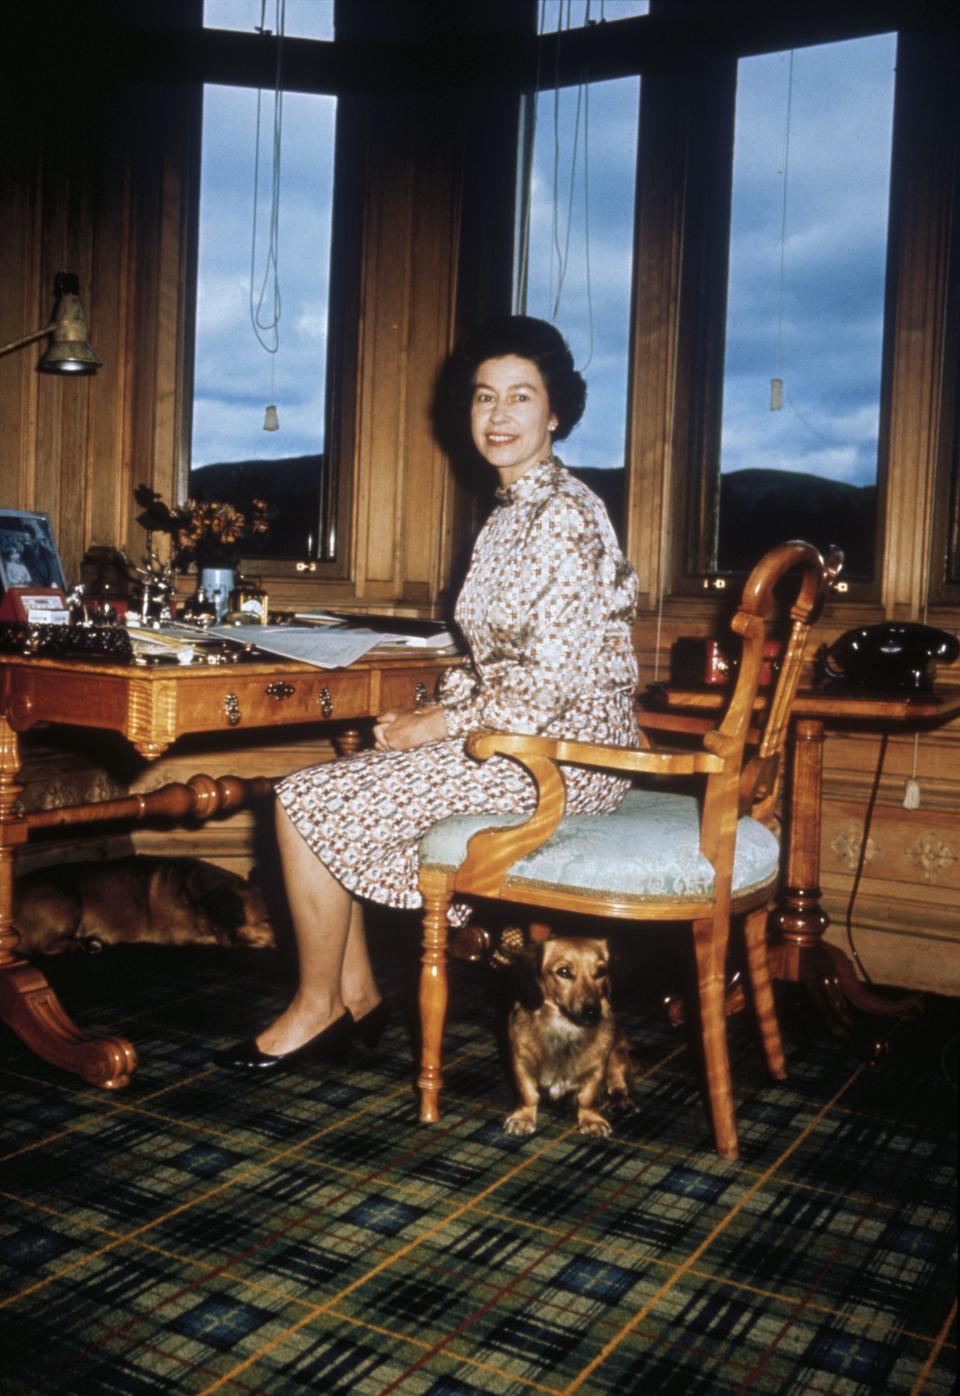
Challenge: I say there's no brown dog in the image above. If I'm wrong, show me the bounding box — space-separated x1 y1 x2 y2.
503 936 632 1138
13 856 275 956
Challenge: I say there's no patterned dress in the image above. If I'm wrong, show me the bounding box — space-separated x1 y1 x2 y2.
276 459 639 916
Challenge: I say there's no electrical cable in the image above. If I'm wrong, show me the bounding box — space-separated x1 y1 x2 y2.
552 79 583 320
249 0 285 359
843 732 888 985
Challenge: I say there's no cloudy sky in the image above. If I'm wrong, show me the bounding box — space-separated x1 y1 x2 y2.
193 2 894 497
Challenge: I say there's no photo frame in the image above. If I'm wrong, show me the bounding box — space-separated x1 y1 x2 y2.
0 509 68 594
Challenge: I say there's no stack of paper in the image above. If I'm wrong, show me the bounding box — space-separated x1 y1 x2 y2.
294 611 456 649
208 625 385 669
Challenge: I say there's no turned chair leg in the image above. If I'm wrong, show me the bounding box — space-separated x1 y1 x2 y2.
418 874 453 1124
692 914 739 1161
743 903 787 1080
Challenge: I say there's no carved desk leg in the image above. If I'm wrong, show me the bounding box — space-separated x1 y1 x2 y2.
0 714 137 1088
771 715 921 1037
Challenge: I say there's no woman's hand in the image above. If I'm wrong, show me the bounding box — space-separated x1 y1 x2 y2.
372 704 448 752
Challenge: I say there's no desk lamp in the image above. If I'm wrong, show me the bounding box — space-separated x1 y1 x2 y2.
0 273 101 374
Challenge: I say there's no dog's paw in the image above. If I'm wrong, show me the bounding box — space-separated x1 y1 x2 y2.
233 921 276 950
577 1108 612 1138
503 1108 538 1137
606 1089 635 1118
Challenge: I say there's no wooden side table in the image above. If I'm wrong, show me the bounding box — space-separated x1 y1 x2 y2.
645 682 960 1038
0 651 457 1087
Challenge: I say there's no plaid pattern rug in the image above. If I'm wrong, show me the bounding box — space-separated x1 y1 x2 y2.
0 921 956 1394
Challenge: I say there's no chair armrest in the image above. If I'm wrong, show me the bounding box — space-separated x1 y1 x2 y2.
466 730 725 777
637 709 716 738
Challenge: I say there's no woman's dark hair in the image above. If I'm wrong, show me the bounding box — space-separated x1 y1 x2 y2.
452 315 586 440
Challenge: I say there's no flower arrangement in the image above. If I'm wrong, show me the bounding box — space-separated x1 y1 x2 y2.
134 485 269 569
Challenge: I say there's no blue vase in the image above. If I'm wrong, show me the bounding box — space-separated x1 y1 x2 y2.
199 567 235 622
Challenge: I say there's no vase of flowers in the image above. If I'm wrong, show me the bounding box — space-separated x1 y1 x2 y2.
134 486 269 620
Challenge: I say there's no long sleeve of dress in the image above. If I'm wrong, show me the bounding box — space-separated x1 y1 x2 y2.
437 462 638 742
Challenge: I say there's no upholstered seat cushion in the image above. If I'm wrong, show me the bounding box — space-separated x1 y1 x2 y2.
420 788 781 904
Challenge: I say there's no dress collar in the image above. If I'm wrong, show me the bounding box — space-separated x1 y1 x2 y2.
494 455 562 506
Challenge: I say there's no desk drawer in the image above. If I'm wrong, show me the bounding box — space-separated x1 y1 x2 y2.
378 664 446 712
175 669 373 733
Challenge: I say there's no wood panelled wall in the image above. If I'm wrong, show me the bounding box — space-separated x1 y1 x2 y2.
1 5 957 994
0 64 196 585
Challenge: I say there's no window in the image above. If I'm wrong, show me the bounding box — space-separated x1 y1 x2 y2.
515 1 648 531
715 35 897 578
188 1 338 563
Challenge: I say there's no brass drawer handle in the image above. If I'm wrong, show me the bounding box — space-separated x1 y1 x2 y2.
415 682 429 709
224 692 241 726
266 681 295 700
318 687 333 719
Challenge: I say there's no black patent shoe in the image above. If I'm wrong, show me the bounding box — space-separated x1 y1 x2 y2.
211 1011 353 1071
352 999 390 1048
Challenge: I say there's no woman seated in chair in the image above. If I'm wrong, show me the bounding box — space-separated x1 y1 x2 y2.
213 315 640 1071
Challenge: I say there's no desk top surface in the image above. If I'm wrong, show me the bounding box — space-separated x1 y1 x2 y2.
0 649 461 679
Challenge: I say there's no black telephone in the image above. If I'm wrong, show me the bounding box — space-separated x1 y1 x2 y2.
817 622 959 692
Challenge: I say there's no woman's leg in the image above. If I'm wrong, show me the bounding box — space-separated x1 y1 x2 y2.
255 805 382 1055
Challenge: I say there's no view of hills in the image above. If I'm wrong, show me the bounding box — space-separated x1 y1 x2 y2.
191 456 324 558
567 466 876 577
192 457 876 578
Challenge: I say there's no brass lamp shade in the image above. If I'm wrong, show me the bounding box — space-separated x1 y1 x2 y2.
38 273 101 374
0 272 101 374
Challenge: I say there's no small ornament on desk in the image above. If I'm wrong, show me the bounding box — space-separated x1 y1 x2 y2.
127 544 176 625
230 575 269 624
0 587 70 626
65 582 90 625
180 586 217 627
80 545 132 621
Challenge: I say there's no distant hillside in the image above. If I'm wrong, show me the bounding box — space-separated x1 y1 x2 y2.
191 457 876 578
190 456 322 558
718 468 876 576
568 465 875 577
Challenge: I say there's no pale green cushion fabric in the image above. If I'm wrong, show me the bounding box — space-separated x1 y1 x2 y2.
419 789 780 904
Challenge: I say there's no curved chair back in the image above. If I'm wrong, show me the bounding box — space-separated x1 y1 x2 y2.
717 541 841 823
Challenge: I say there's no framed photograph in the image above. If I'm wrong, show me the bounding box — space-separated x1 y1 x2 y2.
0 509 67 594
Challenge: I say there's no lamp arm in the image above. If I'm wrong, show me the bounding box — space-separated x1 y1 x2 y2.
0 324 57 358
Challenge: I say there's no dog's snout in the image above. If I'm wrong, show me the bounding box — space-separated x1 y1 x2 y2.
575 1002 602 1027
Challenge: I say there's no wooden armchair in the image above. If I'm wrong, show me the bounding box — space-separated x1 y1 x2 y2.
416 540 839 1159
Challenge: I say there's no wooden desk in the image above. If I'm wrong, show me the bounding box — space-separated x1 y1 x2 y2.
645 683 960 1036
0 650 457 1087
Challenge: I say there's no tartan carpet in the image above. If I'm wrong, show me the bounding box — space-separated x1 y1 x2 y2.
0 920 955 1394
